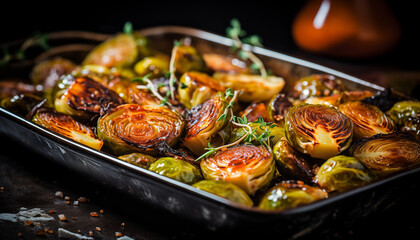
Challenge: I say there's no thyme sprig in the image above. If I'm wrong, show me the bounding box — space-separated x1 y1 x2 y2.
226 18 267 77
132 73 173 107
167 40 182 101
194 89 274 162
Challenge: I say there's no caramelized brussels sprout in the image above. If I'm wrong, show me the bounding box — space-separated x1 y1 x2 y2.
192 180 253 206
83 32 151 68
0 81 40 98
304 94 341 107
32 108 103 150
285 104 353 160
213 72 285 102
174 45 206 74
183 92 230 155
314 155 376 192
0 93 45 117
149 157 202 184
386 101 420 140
107 78 160 106
230 122 285 148
202 53 248 74
54 76 123 119
73 65 115 86
267 93 293 124
338 101 395 139
30 57 77 103
258 181 327 211
178 72 226 109
240 101 270 123
272 138 314 183
134 54 170 78
97 104 184 155
339 90 374 103
349 132 420 175
200 144 275 195
291 74 345 100
118 153 156 169
386 100 420 127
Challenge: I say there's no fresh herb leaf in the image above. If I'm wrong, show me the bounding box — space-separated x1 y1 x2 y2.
123 21 133 34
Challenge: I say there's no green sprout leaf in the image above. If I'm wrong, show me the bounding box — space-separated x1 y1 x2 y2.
123 21 133 34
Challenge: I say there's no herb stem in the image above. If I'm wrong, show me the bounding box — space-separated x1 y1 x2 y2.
232 33 267 77
168 45 179 101
134 76 173 107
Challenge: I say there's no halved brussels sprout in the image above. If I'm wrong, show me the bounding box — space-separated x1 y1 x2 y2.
73 65 116 86
314 155 376 192
386 101 420 127
349 132 420 176
83 32 149 68
107 78 160 107
118 153 156 169
134 54 170 78
291 74 345 100
272 138 314 183
338 101 395 139
192 180 253 206
202 53 248 74
267 93 293 124
230 122 285 148
200 144 275 195
54 76 123 120
174 45 206 75
178 72 226 109
213 72 285 102
285 104 353 160
258 181 327 211
401 118 420 141
240 101 270 123
32 108 103 150
97 104 184 155
149 157 202 184
31 57 77 103
0 93 45 117
183 92 230 155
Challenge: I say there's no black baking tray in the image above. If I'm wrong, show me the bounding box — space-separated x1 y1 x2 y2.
0 26 418 237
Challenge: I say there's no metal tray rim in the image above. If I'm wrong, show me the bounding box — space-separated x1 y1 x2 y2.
0 26 416 217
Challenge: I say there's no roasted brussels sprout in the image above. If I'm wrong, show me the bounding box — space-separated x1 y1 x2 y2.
285 104 353 160
304 94 341 107
401 118 420 141
192 180 253 206
32 108 103 150
149 157 202 184
339 90 374 103
54 76 123 120
73 65 116 86
134 54 170 78
118 152 156 169
338 101 395 139
97 104 184 155
386 100 420 127
349 132 420 176
107 78 160 107
240 101 270 123
31 57 77 103
291 74 345 100
178 72 226 109
258 181 327 211
0 81 40 98
267 93 293 124
202 53 248 74
174 45 206 74
0 93 45 117
200 144 275 195
82 32 149 68
230 122 285 148
272 138 314 183
314 155 376 192
213 72 285 102
183 92 230 155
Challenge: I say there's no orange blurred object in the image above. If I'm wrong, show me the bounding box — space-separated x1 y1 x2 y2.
292 0 401 58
